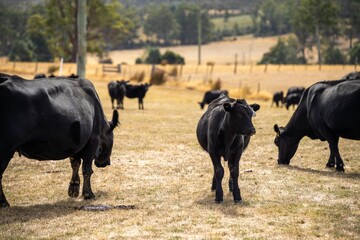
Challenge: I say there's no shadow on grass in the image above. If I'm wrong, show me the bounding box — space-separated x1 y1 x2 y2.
0 199 81 225
283 165 360 179
195 192 251 216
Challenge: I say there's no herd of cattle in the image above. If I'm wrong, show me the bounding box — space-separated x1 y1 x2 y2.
0 71 359 206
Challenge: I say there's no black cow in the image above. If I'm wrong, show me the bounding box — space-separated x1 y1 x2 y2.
198 90 229 109
108 80 128 109
0 73 119 207
125 83 152 110
341 71 360 80
271 91 284 107
285 86 305 97
274 79 360 172
283 86 305 110
34 73 46 79
196 93 260 203
284 93 302 110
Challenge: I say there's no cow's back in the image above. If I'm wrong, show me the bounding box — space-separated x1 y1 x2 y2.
0 75 104 160
196 94 231 151
305 80 360 140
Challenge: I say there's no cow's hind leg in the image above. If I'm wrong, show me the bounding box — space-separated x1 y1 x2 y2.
68 157 81 198
326 151 335 168
322 133 344 171
0 154 13 207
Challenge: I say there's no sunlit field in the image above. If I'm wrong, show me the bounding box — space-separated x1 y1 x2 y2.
0 33 359 239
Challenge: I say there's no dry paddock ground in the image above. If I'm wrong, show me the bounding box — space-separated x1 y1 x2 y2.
0 67 359 239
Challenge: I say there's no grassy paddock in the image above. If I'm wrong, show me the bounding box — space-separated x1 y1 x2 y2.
0 65 359 239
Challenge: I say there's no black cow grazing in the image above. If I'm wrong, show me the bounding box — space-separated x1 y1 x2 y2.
284 93 302 110
108 80 128 109
196 93 260 203
274 79 360 172
271 91 284 107
125 83 152 110
285 86 305 97
341 71 360 80
198 90 229 109
0 73 119 207
34 73 46 79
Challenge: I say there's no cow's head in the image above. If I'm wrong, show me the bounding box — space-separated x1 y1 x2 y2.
273 124 299 165
95 110 120 168
223 99 260 135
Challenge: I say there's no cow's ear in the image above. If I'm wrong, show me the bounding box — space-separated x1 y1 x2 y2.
250 103 260 112
274 124 280 134
223 103 233 112
109 110 120 131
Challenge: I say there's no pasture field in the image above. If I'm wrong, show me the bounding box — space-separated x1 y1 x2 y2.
211 15 253 33
0 67 359 239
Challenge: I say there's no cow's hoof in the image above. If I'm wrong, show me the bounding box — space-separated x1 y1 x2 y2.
326 163 335 168
336 166 345 172
83 192 95 200
0 200 10 208
68 182 80 198
215 200 223 204
234 199 242 204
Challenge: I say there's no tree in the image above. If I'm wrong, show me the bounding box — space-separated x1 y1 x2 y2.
292 0 339 65
323 45 347 64
349 43 360 64
252 0 294 36
26 13 52 61
36 0 137 62
339 0 360 49
174 4 214 45
259 37 305 64
144 5 179 45
0 3 29 57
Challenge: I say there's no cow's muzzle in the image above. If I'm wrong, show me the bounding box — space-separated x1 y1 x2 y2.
245 128 256 136
95 160 110 168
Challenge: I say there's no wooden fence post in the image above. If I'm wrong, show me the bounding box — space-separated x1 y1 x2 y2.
234 53 238 74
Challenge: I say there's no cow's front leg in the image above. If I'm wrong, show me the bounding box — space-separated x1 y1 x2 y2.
68 157 81 198
210 152 223 203
228 161 241 203
82 159 95 199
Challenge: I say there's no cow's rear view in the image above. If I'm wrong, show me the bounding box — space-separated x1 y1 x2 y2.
196 93 260 203
0 73 119 207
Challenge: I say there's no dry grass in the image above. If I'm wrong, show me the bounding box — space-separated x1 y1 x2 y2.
0 35 359 238
0 72 359 239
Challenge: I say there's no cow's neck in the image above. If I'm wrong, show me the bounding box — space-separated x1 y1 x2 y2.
285 103 310 141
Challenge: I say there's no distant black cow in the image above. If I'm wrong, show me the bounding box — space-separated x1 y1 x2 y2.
271 91 284 107
34 73 46 79
125 83 152 110
284 93 302 110
285 86 305 99
196 93 260 203
274 79 360 172
341 71 360 80
198 90 229 109
108 80 128 109
0 73 119 207
284 86 305 110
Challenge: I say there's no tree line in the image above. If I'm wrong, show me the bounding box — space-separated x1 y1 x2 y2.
256 0 360 65
0 0 359 65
